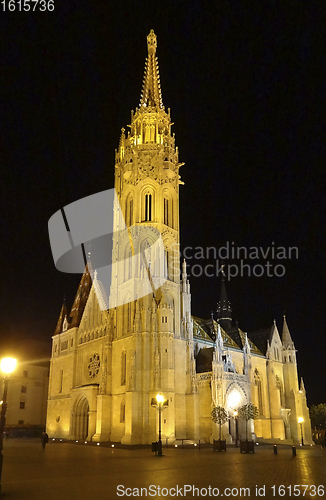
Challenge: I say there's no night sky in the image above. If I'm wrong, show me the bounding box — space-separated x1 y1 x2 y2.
1 2 325 404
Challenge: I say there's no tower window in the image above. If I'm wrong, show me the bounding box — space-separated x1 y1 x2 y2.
145 194 152 221
164 198 169 225
59 370 63 393
254 369 263 416
20 402 25 409
120 400 126 423
121 350 126 386
21 386 27 393
130 198 133 225
126 196 133 227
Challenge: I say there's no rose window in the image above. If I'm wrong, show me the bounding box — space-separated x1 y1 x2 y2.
88 353 100 379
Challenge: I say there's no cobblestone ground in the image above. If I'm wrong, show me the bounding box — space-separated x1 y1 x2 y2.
2 440 325 499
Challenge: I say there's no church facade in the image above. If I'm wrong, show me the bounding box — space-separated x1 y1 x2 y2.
46 30 312 446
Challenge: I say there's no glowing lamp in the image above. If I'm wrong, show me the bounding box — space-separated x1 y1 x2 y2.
298 417 304 424
0 358 17 374
156 394 164 404
227 390 241 409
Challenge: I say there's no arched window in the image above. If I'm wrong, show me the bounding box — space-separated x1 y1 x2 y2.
145 193 152 221
121 349 126 386
165 250 169 279
127 302 131 331
125 195 133 227
120 400 126 423
59 370 63 393
254 369 263 416
164 197 169 226
163 194 173 228
276 375 284 407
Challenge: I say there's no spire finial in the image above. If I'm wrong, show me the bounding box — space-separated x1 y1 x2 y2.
216 268 232 331
147 29 157 55
140 31 163 109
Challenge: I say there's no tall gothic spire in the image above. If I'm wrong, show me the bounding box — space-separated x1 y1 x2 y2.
282 315 294 349
216 269 232 331
140 30 163 109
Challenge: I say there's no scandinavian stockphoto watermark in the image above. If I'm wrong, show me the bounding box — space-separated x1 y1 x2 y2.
48 189 298 311
171 241 299 280
48 188 167 310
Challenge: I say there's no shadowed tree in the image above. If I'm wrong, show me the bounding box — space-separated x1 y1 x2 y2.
310 404 326 430
211 406 229 441
238 403 259 441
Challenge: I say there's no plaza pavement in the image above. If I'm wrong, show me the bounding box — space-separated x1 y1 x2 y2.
1 439 325 499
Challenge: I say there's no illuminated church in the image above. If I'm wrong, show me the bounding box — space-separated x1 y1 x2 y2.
46 30 312 446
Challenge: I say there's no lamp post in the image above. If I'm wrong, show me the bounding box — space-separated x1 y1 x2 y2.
298 417 304 446
151 394 168 457
234 410 239 447
0 357 17 494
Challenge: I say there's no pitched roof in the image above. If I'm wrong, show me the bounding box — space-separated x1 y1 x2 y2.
196 347 214 373
246 327 271 355
68 266 92 329
54 301 68 336
282 315 294 349
192 317 244 351
238 329 263 355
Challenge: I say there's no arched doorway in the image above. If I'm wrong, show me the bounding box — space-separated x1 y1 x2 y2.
226 384 248 442
74 397 89 441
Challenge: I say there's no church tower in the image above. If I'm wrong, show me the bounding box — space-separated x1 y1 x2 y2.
96 29 194 445
46 30 196 446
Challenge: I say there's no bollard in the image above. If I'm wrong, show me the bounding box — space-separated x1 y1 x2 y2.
273 444 278 454
292 446 296 457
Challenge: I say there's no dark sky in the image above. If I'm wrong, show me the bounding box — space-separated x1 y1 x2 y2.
1 1 325 404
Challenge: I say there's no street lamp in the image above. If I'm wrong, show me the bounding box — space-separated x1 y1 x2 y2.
0 357 17 494
151 394 168 457
298 417 304 446
234 410 239 447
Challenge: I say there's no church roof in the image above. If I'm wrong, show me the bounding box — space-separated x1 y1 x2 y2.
68 266 92 329
238 329 263 355
54 300 68 336
192 317 243 350
245 327 272 356
140 30 163 109
53 266 92 335
196 347 214 373
282 315 294 349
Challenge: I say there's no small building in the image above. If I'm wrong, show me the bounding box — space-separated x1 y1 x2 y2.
1 340 50 435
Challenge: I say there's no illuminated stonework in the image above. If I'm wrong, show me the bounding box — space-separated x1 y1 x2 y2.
46 31 313 446
88 354 100 379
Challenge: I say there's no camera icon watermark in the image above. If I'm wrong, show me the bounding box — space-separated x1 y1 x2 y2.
48 189 167 310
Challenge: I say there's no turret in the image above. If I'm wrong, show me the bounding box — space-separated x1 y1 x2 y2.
282 316 299 405
243 333 251 375
282 315 296 363
216 269 232 331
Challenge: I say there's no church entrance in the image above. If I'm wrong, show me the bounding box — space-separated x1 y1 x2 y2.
73 397 90 441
